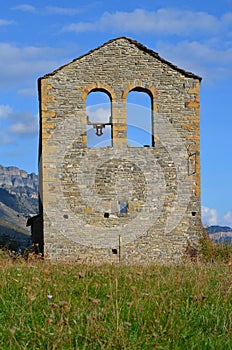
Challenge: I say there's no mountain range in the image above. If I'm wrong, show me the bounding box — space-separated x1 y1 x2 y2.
0 165 38 251
0 164 231 251
206 225 232 244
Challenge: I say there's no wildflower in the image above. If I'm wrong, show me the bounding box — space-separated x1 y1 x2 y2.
28 295 36 302
47 294 53 300
88 297 100 305
59 301 69 310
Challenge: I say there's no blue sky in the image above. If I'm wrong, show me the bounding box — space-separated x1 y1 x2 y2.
0 0 232 227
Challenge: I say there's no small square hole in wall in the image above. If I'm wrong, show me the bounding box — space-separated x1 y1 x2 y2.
104 212 110 218
112 249 117 254
192 211 196 217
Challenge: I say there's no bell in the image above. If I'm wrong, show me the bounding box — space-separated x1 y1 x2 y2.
95 125 104 136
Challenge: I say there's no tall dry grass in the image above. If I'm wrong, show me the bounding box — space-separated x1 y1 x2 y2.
0 243 231 349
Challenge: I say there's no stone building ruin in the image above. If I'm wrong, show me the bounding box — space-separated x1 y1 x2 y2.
38 37 201 263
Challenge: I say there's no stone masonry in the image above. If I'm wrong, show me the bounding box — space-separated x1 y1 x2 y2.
38 37 201 264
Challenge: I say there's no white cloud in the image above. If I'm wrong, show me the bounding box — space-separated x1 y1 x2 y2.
9 112 38 136
87 106 111 124
0 105 38 139
12 4 82 16
64 22 96 33
202 206 232 228
0 19 15 26
222 12 232 24
202 206 219 226
0 131 13 145
17 88 37 96
0 43 67 90
0 105 13 119
9 119 37 136
62 8 226 36
155 40 232 82
45 6 81 16
11 4 36 13
157 40 232 66
221 211 232 227
61 8 232 84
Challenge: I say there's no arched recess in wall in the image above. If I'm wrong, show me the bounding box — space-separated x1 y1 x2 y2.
126 88 153 147
86 89 112 147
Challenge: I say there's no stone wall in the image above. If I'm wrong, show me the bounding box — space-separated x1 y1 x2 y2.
38 37 201 264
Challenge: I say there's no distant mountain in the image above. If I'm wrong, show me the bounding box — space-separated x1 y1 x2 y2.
0 165 38 215
0 165 37 187
0 165 39 250
206 225 232 244
207 225 232 234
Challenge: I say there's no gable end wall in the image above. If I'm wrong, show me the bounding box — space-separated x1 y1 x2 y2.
39 38 201 264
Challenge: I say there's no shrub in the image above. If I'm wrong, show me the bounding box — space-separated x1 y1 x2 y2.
199 228 232 264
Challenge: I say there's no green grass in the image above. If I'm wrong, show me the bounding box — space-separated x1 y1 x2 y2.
0 254 231 350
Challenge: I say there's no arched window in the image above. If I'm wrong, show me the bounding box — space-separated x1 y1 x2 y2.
126 89 153 147
86 90 112 147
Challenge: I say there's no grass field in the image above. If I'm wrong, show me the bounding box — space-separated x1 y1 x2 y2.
0 249 231 350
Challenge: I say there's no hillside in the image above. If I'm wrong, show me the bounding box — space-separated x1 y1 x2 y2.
0 165 38 213
0 165 39 250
